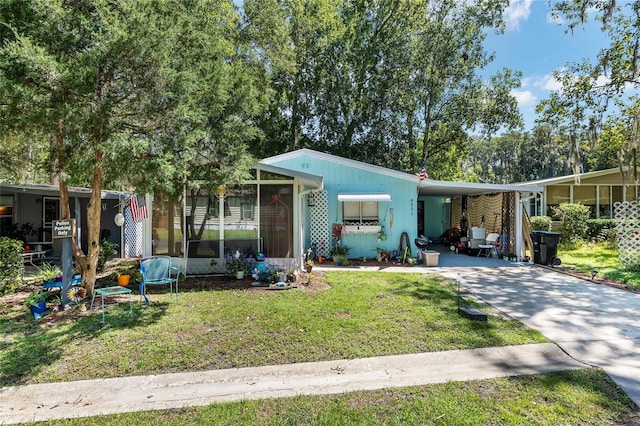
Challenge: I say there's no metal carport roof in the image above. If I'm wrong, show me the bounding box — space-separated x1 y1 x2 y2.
418 179 543 197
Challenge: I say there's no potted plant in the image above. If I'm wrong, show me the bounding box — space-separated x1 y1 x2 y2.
224 250 255 279
304 259 314 273
24 290 48 319
330 244 350 263
303 247 315 272
35 263 63 287
334 255 349 266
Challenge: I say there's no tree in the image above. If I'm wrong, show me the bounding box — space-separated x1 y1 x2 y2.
243 0 522 175
0 0 261 295
0 131 50 183
539 1 640 176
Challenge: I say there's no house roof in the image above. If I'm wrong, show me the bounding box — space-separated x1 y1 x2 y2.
0 183 130 200
418 179 543 196
516 168 621 186
260 149 418 183
260 149 543 196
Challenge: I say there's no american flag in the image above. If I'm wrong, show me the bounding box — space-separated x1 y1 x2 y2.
417 163 429 180
130 196 148 223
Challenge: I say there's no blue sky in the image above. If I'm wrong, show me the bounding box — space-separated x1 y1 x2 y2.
485 0 610 130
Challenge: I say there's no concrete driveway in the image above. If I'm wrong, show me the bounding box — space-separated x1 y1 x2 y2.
431 263 640 407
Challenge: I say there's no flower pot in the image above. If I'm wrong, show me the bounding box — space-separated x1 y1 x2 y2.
236 271 245 280
117 274 131 286
304 264 313 273
29 300 46 319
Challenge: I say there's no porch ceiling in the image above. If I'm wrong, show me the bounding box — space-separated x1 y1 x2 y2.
418 179 543 197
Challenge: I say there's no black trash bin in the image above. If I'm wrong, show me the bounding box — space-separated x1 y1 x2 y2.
530 231 561 265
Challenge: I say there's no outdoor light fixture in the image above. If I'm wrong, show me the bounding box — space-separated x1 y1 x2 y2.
114 212 125 227
307 192 316 207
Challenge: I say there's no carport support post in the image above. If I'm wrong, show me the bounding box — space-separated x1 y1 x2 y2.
515 192 523 260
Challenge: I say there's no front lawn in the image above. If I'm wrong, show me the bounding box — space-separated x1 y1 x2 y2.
1 271 545 386
2 271 638 424
557 243 640 290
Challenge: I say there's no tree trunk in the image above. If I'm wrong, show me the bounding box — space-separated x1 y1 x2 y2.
55 129 103 296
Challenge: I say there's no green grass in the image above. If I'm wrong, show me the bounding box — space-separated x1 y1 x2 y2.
23 369 640 425
0 272 545 386
557 243 640 290
2 271 639 424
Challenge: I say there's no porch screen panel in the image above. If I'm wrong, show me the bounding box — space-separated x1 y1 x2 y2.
599 186 611 218
573 185 596 217
546 186 569 216
152 192 184 256
260 184 293 258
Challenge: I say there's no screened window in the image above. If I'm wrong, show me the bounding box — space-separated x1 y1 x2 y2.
343 201 379 224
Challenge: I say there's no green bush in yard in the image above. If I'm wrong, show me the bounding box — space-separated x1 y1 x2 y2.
0 237 24 294
552 203 590 244
530 215 552 231
586 219 616 243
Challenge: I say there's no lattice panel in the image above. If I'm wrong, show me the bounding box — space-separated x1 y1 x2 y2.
309 191 331 257
124 205 143 257
451 197 462 231
502 192 515 255
614 200 640 268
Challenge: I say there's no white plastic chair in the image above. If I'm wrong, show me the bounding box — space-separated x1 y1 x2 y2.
477 233 500 258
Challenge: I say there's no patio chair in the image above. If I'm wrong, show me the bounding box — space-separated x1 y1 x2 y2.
477 233 500 258
139 256 180 304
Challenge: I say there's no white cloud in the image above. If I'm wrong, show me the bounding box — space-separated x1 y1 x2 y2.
532 73 562 91
512 89 537 107
504 0 533 31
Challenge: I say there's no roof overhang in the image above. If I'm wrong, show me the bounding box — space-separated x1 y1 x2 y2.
418 179 543 197
338 193 391 202
0 183 130 200
254 163 324 189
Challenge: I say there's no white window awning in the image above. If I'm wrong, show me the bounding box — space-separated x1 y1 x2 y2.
338 193 391 202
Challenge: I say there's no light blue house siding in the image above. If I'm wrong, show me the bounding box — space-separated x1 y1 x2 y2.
261 150 419 259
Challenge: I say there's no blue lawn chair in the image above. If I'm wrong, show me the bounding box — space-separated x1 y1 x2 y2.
139 256 179 304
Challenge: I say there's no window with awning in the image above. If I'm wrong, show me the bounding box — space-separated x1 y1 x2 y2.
339 194 390 227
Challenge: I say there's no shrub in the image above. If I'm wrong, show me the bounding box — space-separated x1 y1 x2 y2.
0 237 24 294
98 239 119 271
530 216 552 231
586 219 616 242
552 203 590 243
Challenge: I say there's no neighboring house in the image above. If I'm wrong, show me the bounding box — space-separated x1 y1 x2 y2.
150 149 542 274
0 183 133 258
519 168 640 219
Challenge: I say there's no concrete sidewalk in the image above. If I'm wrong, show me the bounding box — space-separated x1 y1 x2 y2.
0 343 584 424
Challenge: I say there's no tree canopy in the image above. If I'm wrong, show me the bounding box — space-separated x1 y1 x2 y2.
0 0 262 293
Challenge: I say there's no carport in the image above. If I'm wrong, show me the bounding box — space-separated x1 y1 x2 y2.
417 179 543 260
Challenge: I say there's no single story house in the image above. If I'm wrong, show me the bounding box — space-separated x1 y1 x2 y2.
0 183 134 258
518 168 640 219
146 149 542 274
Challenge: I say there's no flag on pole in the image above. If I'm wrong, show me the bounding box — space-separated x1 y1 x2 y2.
417 163 429 180
130 196 148 223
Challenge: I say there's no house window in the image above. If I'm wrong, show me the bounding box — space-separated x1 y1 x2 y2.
0 195 13 233
343 201 379 225
241 201 254 220
0 195 13 218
